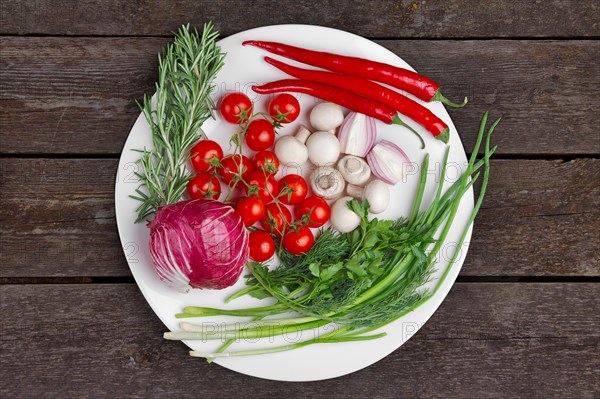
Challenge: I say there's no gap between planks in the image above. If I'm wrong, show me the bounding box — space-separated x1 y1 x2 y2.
1 33 599 40
1 276 599 285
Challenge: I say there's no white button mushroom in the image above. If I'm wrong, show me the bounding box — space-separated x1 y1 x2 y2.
274 125 311 167
337 155 371 186
330 196 361 233
346 180 390 214
305 131 341 166
310 102 344 131
309 166 345 200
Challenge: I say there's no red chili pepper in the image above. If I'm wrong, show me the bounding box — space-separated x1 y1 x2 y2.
251 79 429 146
265 56 449 143
243 40 467 108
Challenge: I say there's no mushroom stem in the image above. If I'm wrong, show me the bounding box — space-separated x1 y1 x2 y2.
318 174 334 190
345 157 362 173
337 155 371 186
346 184 363 198
309 166 345 200
295 125 312 144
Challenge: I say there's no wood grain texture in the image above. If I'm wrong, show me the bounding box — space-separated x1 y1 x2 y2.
0 37 162 155
2 1 598 396
1 158 598 277
1 38 599 155
1 0 598 38
377 40 600 156
1 283 598 398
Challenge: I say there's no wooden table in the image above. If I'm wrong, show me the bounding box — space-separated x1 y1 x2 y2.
1 1 598 397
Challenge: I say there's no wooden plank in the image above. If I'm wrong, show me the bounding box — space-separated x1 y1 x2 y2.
1 37 599 155
470 158 600 277
1 158 598 277
0 37 163 155
0 159 122 277
377 40 600 156
1 0 598 37
1 283 598 397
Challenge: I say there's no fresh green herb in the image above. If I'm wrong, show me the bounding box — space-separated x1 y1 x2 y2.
130 23 225 222
167 113 500 358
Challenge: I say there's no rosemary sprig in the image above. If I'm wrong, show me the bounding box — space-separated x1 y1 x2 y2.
131 23 225 222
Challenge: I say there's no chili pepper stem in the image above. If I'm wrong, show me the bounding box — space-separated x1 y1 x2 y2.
437 128 450 144
391 114 426 149
431 90 468 108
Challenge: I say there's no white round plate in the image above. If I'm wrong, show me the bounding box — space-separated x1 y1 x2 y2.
115 24 473 382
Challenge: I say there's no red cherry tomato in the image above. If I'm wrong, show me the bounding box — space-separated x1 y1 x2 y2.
268 93 300 124
278 174 308 205
219 92 253 124
186 173 221 200
253 151 280 175
245 119 275 151
260 203 292 236
245 171 280 204
235 196 266 227
294 196 331 228
219 154 253 184
190 140 223 173
249 231 275 262
282 227 315 255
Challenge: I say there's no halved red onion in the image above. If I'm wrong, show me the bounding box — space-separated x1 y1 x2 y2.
337 112 377 157
366 140 411 185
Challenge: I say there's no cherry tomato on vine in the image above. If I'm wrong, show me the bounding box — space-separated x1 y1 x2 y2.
244 171 280 204
278 174 308 205
282 227 315 255
260 203 292 236
219 92 253 124
248 230 275 262
219 154 253 184
186 173 221 200
245 119 275 151
253 150 280 175
294 196 331 228
268 93 300 124
190 140 223 172
235 196 266 227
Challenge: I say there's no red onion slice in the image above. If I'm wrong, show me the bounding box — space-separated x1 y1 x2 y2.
366 140 411 185
338 112 377 157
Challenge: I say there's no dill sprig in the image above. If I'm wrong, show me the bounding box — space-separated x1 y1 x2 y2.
243 210 437 323
131 23 225 222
